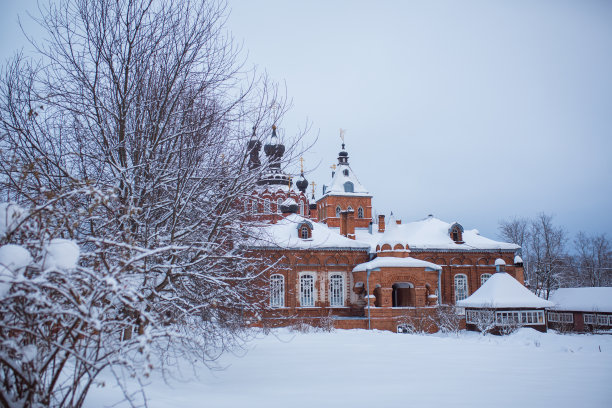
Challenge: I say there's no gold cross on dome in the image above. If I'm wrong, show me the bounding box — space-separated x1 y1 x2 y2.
311 181 316 195
299 157 304 173
288 175 292 189
330 164 336 171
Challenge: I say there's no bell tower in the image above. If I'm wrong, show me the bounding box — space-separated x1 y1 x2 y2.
316 137 372 233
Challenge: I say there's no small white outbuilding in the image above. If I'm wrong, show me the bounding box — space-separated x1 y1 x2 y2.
457 261 554 333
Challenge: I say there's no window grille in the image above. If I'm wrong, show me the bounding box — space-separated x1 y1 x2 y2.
329 274 344 307
251 200 258 215
454 274 468 303
597 315 611 326
244 200 249 212
584 314 596 325
335 206 341 217
300 274 315 307
300 226 309 239
480 273 492 286
357 207 364 218
547 312 573 323
270 274 284 308
263 199 271 214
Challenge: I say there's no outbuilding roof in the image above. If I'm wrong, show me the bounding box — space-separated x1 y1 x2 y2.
457 272 554 309
549 287 612 313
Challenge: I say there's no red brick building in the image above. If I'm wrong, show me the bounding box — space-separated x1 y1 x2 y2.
247 128 525 332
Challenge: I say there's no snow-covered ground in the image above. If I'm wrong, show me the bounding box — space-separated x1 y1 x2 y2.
86 328 612 408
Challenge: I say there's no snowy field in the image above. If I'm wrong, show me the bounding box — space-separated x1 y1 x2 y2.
86 328 612 408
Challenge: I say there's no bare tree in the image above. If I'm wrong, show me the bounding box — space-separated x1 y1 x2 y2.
498 216 530 281
0 0 304 406
529 213 567 299
574 232 611 287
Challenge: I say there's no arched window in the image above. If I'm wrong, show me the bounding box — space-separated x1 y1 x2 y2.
300 225 309 239
299 201 304 216
343 181 354 193
347 206 353 213
277 198 283 213
263 199 271 214
300 274 315 307
335 206 341 217
454 274 468 303
251 200 258 215
480 273 492 286
270 274 284 308
343 169 349 176
244 200 249 212
357 207 364 218
329 274 344 307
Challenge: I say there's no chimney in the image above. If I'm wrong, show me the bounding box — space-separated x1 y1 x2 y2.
378 214 385 233
340 209 356 239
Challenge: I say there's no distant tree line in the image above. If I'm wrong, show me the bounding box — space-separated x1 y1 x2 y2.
498 213 611 299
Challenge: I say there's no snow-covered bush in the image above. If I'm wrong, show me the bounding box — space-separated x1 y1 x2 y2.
0 0 302 405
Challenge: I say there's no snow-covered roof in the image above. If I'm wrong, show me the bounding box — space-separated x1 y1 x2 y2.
514 255 523 264
248 214 370 251
322 163 369 197
353 256 442 272
355 216 519 252
495 258 506 266
457 272 554 309
549 287 612 313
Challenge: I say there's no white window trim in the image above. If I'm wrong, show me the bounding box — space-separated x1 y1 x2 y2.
270 274 285 308
329 273 345 307
466 310 545 326
547 311 574 323
584 313 611 326
299 272 317 307
263 198 271 214
454 274 468 303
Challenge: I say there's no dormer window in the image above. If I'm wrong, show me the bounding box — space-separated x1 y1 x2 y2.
297 220 313 239
449 222 464 243
343 169 349 176
343 181 354 192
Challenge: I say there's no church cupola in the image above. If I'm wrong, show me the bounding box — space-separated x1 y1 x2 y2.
296 157 308 194
338 143 349 165
247 126 262 170
264 125 285 171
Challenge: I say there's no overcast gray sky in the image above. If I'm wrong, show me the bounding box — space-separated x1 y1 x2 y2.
1 0 611 241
